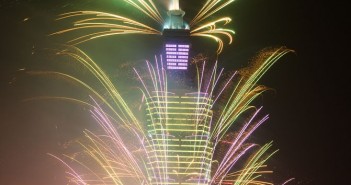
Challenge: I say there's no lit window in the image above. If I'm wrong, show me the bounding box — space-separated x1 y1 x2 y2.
178 44 190 48
166 55 177 58
166 44 177 47
178 48 189 52
166 48 177 51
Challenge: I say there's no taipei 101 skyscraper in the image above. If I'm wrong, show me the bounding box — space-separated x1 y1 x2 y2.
145 1 214 184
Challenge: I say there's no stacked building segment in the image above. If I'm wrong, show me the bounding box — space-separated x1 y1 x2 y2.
145 91 213 184
163 0 191 71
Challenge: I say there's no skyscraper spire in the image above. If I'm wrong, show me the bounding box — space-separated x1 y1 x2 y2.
170 0 180 10
167 0 186 29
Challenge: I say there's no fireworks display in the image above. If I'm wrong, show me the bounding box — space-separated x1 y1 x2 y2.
30 43 292 185
50 0 235 54
3 0 349 185
1 0 299 184
23 1 297 185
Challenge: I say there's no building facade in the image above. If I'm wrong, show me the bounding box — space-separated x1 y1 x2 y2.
145 91 213 185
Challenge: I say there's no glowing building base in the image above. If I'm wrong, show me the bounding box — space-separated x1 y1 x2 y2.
145 91 213 184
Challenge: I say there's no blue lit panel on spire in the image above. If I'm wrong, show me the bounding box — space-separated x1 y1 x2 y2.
165 43 190 70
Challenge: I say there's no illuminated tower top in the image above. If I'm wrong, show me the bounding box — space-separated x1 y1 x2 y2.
165 0 188 29
170 0 180 10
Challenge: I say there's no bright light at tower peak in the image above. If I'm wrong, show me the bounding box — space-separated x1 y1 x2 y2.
170 0 180 10
165 0 187 30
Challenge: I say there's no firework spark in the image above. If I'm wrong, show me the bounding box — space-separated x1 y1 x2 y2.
50 0 235 54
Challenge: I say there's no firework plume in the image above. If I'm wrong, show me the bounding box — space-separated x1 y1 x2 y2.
27 45 292 184
50 0 235 54
27 1 297 184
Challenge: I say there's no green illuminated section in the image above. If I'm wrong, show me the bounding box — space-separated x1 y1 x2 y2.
145 91 213 184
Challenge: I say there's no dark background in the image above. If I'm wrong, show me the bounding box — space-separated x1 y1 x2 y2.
0 0 349 184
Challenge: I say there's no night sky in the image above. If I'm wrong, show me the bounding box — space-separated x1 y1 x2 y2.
0 0 349 185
